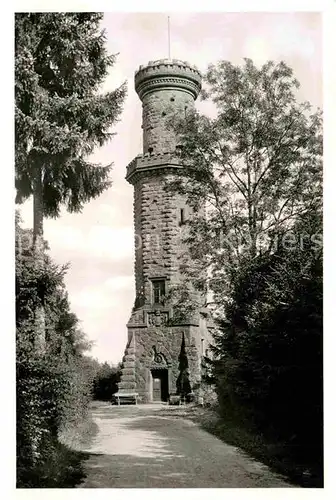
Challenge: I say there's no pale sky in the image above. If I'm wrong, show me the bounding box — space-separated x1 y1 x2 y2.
19 12 322 364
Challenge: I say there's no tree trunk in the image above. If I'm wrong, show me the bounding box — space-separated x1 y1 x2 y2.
32 162 45 354
15 213 22 260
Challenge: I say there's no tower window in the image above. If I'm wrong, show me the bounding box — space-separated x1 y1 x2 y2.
152 280 165 304
162 111 166 117
170 97 175 102
176 144 182 151
176 144 183 157
179 208 186 226
148 147 153 154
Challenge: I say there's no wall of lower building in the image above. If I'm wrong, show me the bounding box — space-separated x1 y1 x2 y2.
128 324 203 402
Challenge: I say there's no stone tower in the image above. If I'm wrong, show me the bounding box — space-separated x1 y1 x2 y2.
118 59 213 403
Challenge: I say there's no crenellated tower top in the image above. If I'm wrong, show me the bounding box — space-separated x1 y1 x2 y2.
132 59 202 158
135 58 202 100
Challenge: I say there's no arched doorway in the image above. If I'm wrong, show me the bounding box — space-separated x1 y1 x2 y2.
149 346 170 402
151 368 169 402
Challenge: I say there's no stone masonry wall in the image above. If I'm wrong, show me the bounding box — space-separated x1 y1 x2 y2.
133 172 188 305
128 325 202 402
142 89 194 154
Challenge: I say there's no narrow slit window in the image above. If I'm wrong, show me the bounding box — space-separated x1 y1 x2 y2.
179 208 185 226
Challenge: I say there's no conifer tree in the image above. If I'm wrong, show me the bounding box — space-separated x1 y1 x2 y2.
176 333 191 399
15 13 126 349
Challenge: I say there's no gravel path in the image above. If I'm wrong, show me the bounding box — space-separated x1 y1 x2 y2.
76 403 293 488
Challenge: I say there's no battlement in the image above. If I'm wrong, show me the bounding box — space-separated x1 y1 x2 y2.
135 58 202 100
126 151 183 184
136 58 201 77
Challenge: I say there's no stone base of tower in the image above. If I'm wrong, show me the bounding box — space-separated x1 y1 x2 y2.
117 332 137 394
118 307 213 403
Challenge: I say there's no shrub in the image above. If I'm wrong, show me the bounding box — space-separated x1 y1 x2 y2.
16 217 93 485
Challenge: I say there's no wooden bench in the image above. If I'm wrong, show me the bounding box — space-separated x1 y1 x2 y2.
112 392 138 405
168 394 181 405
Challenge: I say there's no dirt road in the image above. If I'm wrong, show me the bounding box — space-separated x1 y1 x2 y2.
76 403 292 488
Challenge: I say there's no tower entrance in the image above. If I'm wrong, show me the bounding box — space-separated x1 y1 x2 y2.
151 368 169 402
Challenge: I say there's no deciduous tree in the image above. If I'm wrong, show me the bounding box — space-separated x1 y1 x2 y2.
168 59 322 309
167 59 323 483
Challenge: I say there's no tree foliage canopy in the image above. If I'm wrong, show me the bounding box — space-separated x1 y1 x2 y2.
15 13 126 217
92 362 121 401
168 59 322 308
167 59 323 484
16 213 94 484
176 333 191 397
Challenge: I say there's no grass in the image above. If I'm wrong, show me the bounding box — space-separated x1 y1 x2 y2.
17 441 90 488
59 413 98 450
17 415 98 488
158 404 323 488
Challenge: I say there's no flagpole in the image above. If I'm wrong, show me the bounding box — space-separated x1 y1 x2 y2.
168 16 171 59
